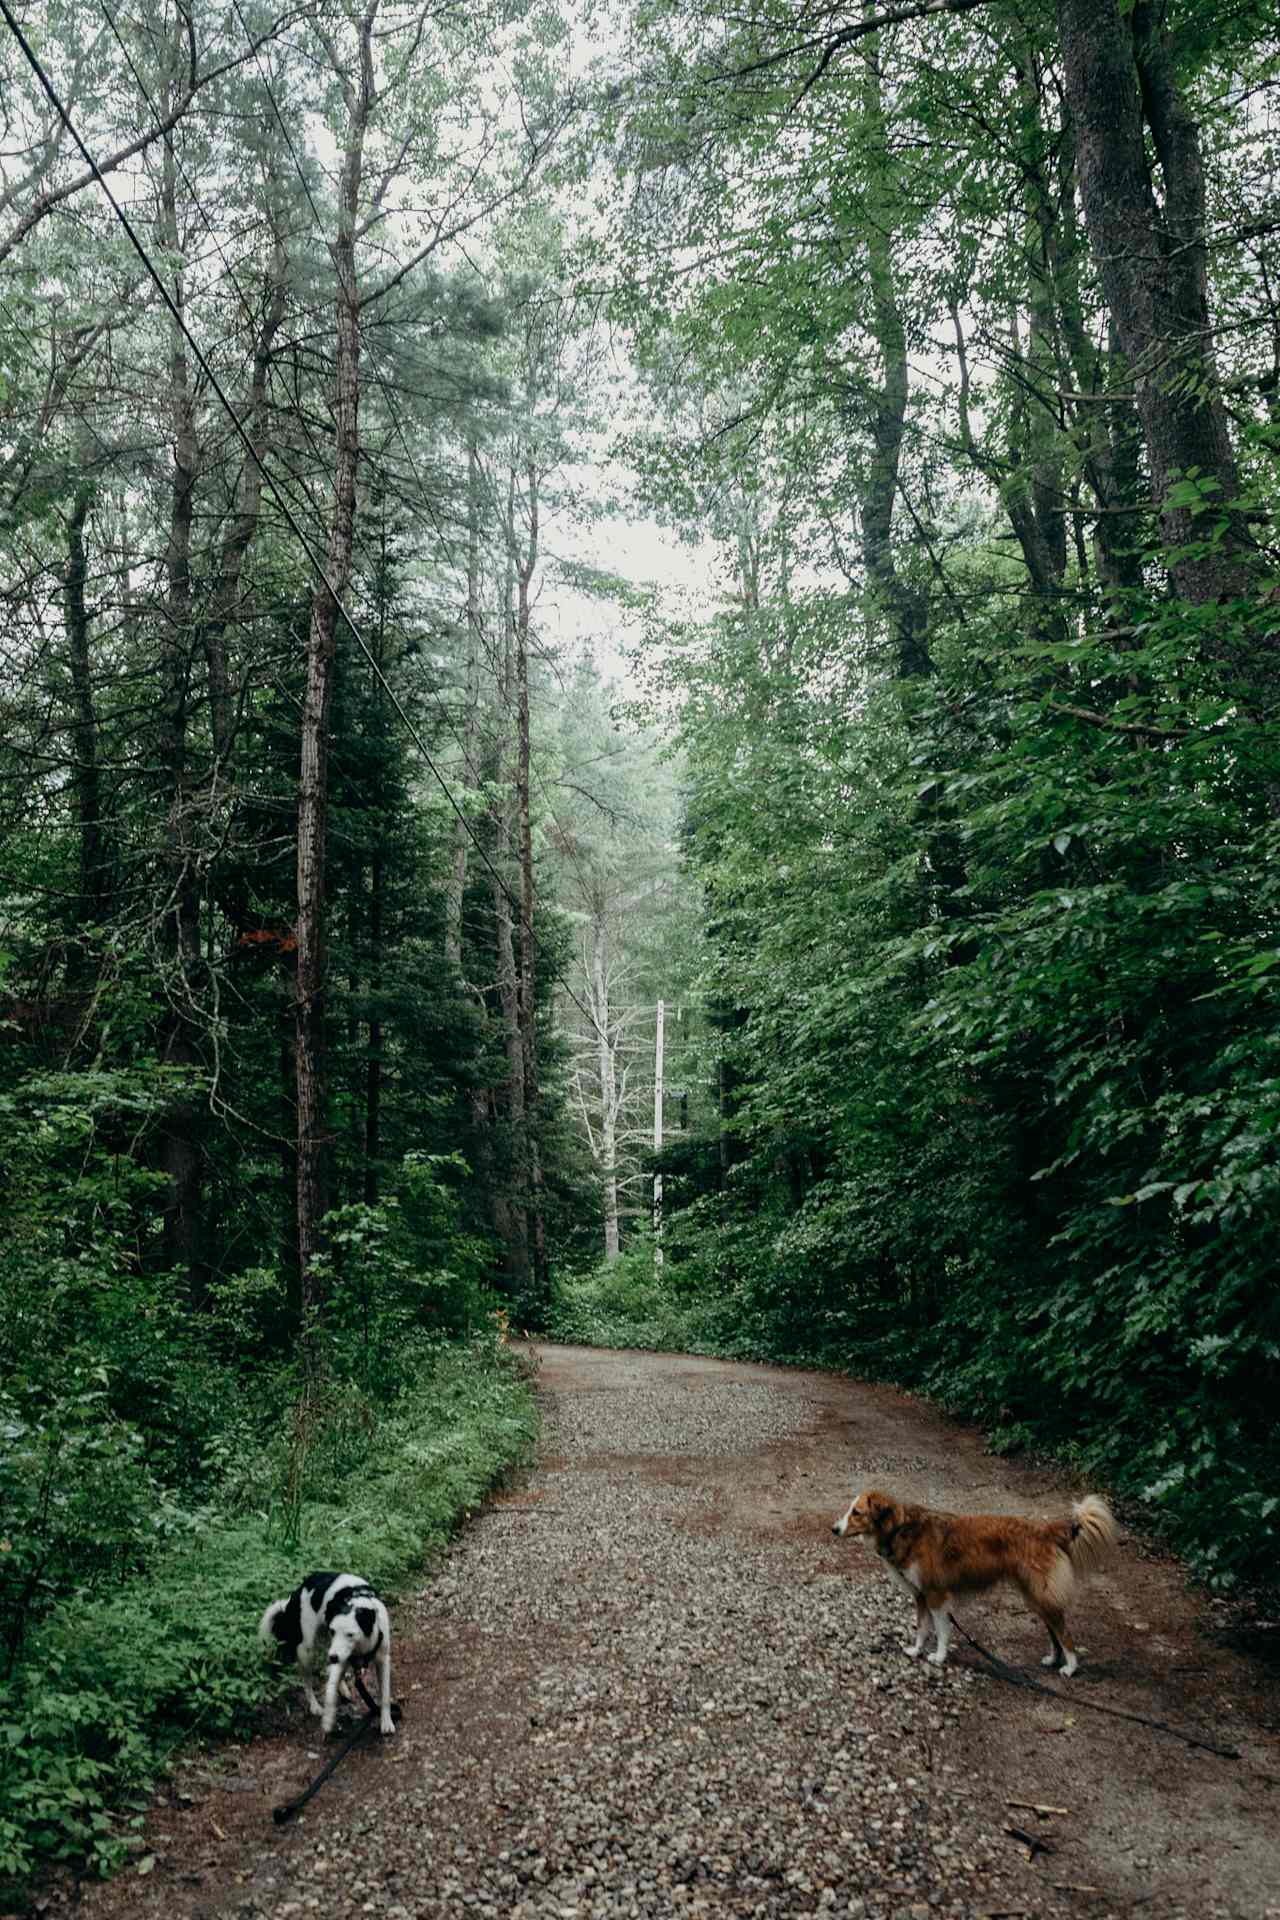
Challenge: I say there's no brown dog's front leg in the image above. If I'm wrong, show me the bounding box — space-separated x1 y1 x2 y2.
906 1590 931 1658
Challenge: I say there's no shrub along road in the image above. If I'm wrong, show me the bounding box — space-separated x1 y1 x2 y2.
64 1344 1280 1920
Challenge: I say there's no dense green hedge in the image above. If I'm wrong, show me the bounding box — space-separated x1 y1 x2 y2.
0 1337 536 1895
551 1235 1280 1598
619 555 1280 1602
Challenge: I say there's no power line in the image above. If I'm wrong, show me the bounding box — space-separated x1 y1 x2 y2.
1 0 598 1029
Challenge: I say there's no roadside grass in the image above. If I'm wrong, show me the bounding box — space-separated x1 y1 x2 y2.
545 1241 742 1359
0 1335 537 1898
547 1248 1280 1600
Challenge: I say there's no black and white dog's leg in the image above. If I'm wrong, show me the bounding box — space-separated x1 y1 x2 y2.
321 1637 352 1735
375 1631 394 1735
301 1650 325 1719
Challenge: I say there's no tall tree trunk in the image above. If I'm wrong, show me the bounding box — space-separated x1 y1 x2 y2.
157 128 205 1300
514 456 548 1304
296 4 376 1363
364 848 383 1206
361 507 391 1207
1056 0 1257 609
279 991 299 1295
205 229 289 768
591 915 620 1263
445 441 484 969
858 36 930 676
63 476 104 991
1010 41 1069 602
492 800 531 1290
1049 117 1146 595
489 474 531 1292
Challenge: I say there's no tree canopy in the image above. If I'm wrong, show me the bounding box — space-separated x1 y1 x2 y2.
1 0 1278 1886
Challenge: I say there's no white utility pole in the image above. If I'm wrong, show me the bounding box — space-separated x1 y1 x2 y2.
653 998 665 1266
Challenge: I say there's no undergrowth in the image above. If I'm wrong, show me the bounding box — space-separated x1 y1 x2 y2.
545 1239 741 1357
0 1334 536 1899
549 1237 1280 1600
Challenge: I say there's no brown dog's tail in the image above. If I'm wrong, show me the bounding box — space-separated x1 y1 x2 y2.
1067 1494 1117 1573
1045 1494 1116 1605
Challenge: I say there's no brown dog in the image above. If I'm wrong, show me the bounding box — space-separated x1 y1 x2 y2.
832 1488 1116 1674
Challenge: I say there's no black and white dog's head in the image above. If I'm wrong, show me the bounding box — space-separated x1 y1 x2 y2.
259 1571 395 1736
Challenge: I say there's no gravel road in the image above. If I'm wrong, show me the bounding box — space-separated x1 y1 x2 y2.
67 1343 1280 1920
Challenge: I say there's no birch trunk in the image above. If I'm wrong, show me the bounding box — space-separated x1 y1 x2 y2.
591 918 620 1263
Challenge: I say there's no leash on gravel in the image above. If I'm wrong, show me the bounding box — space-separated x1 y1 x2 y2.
272 1671 397 1825
949 1614 1241 1760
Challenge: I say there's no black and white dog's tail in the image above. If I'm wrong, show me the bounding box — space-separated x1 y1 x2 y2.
258 1597 289 1651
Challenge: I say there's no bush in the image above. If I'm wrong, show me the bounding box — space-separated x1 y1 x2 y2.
547 1237 739 1355
651 582 1280 1595
0 1335 536 1897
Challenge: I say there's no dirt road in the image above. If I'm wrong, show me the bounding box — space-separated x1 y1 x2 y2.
67 1344 1280 1920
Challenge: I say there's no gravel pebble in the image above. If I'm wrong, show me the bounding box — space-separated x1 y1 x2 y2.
222 1349 1052 1919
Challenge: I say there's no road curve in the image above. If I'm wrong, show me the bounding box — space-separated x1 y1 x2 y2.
70 1343 1280 1920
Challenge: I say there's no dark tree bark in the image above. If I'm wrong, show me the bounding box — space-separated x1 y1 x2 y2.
63 478 105 986
858 39 931 675
364 851 383 1207
444 441 484 970
514 451 549 1306
1049 114 1147 594
1011 41 1069 591
1056 0 1258 608
156 128 206 1300
492 514 532 1294
296 3 377 1363
205 228 289 767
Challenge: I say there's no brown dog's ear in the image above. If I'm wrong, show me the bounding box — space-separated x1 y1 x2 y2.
866 1491 896 1527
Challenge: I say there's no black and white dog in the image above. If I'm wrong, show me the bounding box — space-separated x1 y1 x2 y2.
258 1572 395 1736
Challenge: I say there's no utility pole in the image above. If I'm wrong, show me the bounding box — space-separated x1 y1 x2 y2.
653 998 664 1266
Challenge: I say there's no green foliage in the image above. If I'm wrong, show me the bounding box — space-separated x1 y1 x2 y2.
547 1236 736 1355
0 1061 540 1897
0 1337 536 1896
642 575 1280 1594
0 1376 187 1677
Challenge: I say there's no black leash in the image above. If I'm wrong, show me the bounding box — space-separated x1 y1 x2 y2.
949 1614 1241 1760
271 1671 396 1826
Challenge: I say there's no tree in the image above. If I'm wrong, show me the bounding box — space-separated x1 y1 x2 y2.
294 0 377 1367
591 0 1280 1588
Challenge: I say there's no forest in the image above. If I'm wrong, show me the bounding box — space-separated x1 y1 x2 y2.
1 0 1277 1892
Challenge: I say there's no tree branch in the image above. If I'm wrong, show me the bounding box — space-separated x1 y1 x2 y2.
0 5 307 269
704 0 990 88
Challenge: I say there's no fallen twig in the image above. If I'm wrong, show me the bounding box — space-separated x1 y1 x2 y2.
1007 1798 1069 1818
1005 1823 1056 1860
